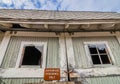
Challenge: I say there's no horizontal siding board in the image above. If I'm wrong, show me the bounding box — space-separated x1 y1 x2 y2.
72 36 120 68
1 76 120 84
84 76 120 84
0 78 43 84
1 36 59 68
72 76 120 84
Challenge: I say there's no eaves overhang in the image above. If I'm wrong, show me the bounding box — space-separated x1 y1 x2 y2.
0 19 120 32
0 9 120 32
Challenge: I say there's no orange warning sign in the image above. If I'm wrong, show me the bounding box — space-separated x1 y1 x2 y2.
44 68 60 81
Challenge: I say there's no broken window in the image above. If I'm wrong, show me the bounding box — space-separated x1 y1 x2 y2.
22 46 42 65
87 43 112 65
16 42 47 68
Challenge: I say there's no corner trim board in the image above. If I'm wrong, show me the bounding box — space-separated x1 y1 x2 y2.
0 31 11 66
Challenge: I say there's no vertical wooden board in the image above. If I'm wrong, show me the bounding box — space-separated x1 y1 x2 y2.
66 37 75 68
0 32 11 67
0 32 4 44
3 78 12 84
59 37 67 70
46 38 59 68
72 39 82 68
72 38 91 68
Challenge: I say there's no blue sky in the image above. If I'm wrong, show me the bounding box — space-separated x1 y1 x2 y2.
0 0 120 13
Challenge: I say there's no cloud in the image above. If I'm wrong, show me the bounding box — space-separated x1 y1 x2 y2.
59 0 120 12
1 0 12 5
11 0 37 9
39 0 63 10
39 0 57 10
0 0 120 13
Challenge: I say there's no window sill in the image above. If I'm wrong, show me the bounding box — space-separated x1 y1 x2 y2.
20 65 41 68
92 64 114 68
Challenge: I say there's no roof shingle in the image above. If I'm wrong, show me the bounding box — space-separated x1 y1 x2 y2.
0 9 120 20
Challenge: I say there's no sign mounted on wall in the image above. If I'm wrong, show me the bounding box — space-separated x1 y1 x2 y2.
44 68 60 81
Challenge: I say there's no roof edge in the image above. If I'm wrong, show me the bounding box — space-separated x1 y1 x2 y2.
0 8 118 13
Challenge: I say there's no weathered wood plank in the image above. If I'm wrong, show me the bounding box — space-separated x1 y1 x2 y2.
25 82 75 84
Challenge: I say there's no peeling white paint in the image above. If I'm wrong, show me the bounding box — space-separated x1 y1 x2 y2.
1 67 120 78
74 66 120 77
59 37 67 70
66 37 75 68
0 68 66 78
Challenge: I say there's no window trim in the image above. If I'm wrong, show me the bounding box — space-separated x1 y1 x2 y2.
84 41 115 66
15 42 47 68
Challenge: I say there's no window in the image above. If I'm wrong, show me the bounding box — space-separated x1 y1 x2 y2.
16 42 47 68
85 42 113 65
22 46 42 65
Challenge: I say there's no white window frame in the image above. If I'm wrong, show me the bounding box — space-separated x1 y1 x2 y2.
84 41 115 66
15 41 47 68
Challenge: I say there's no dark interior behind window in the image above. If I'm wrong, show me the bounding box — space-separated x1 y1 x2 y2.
88 43 111 65
22 46 41 65
91 55 101 64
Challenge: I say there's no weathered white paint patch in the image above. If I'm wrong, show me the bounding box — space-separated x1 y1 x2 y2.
1 67 120 78
66 37 75 69
59 37 67 70
74 66 120 77
0 68 44 78
0 68 66 78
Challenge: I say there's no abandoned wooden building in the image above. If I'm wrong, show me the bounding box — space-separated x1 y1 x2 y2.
0 9 120 84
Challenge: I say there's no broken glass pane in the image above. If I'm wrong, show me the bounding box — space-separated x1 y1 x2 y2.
97 44 106 54
88 44 97 54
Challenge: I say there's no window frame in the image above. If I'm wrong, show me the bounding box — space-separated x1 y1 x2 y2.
84 41 115 66
15 42 47 68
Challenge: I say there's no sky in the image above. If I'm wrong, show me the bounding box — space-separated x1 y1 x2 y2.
0 0 120 13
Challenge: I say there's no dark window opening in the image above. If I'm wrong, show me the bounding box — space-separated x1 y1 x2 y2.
100 55 110 64
12 24 25 28
91 55 101 64
88 45 97 54
22 46 41 65
88 43 111 65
